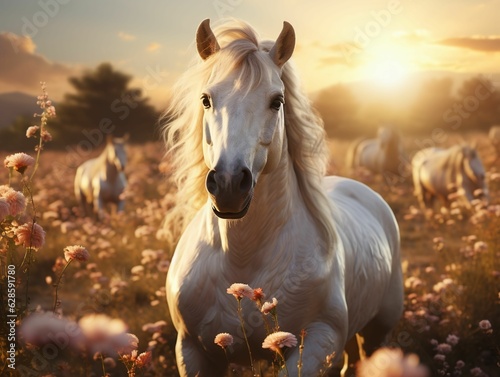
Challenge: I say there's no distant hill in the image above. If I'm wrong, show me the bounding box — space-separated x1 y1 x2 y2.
0 92 39 129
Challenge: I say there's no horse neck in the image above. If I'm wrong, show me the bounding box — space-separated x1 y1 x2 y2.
216 149 299 266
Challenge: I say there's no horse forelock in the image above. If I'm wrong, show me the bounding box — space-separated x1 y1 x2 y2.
161 19 336 251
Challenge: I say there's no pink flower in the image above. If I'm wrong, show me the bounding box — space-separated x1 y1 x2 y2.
227 283 254 299
26 125 39 138
358 348 429 377
0 198 10 220
214 333 233 348
262 331 297 353
20 312 84 349
1 187 26 216
4 153 35 174
261 297 278 315
434 354 446 362
435 343 452 354
446 334 459 346
252 288 265 302
135 351 152 368
78 314 130 356
41 129 53 142
64 245 90 262
14 222 46 249
478 319 491 331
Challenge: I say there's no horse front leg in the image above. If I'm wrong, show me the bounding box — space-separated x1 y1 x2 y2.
284 321 347 377
175 332 227 377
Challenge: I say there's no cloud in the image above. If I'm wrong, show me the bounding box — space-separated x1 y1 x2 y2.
436 36 500 52
146 42 161 52
393 30 430 43
0 32 78 97
118 32 137 41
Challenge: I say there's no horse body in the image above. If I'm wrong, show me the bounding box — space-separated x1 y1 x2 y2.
165 19 403 376
348 127 406 177
74 136 127 218
411 145 488 211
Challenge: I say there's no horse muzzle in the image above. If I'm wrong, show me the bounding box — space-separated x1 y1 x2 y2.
206 167 254 219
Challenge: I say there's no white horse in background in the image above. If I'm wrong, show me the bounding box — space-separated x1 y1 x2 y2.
164 19 403 376
412 144 489 212
74 135 128 219
347 127 407 179
489 125 500 163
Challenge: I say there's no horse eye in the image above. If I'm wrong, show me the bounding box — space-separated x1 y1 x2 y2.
270 97 283 111
201 94 211 109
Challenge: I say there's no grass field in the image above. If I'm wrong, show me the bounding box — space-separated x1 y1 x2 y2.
0 132 499 376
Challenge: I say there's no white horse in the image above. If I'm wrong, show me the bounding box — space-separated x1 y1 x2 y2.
411 144 489 211
489 125 500 163
164 19 403 376
74 135 127 219
347 127 407 179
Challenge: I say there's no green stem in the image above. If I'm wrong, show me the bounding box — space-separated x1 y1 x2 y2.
237 298 256 375
276 348 290 376
100 354 107 377
53 259 73 312
30 116 45 181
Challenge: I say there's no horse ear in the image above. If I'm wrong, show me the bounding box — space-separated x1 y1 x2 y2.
269 21 295 68
196 19 220 60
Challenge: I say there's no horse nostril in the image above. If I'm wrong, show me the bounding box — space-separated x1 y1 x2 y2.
239 167 252 193
206 170 218 196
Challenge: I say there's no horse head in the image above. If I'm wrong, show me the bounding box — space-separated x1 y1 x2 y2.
107 134 128 172
196 19 295 219
459 145 489 202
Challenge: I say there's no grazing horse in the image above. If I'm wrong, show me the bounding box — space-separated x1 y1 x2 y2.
347 127 407 179
74 135 127 219
411 144 489 211
164 19 403 376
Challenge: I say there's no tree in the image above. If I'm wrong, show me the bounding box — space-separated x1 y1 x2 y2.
313 84 360 139
51 63 160 146
454 76 500 133
410 77 455 134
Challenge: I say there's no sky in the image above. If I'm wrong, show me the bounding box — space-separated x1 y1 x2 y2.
1 0 500 108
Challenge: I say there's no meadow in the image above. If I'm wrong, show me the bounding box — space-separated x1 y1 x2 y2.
0 102 499 376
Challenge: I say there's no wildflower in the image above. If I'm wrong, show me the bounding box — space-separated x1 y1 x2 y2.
26 125 39 138
455 360 465 369
103 357 116 369
214 333 233 348
78 314 129 355
261 297 278 315
2 187 26 216
142 320 167 333
478 319 491 331
41 129 53 142
0 198 10 220
64 245 90 262
473 241 488 253
14 222 46 249
434 354 446 362
131 265 144 275
227 283 254 299
118 333 139 354
435 343 452 354
262 331 297 353
135 351 152 368
470 367 486 377
252 288 265 302
446 334 459 346
20 312 84 349
357 348 429 377
4 153 35 174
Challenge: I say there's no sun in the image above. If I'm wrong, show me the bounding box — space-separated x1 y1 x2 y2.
358 41 414 87
371 59 409 86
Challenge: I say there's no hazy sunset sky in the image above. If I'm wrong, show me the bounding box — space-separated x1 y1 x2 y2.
1 0 500 107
